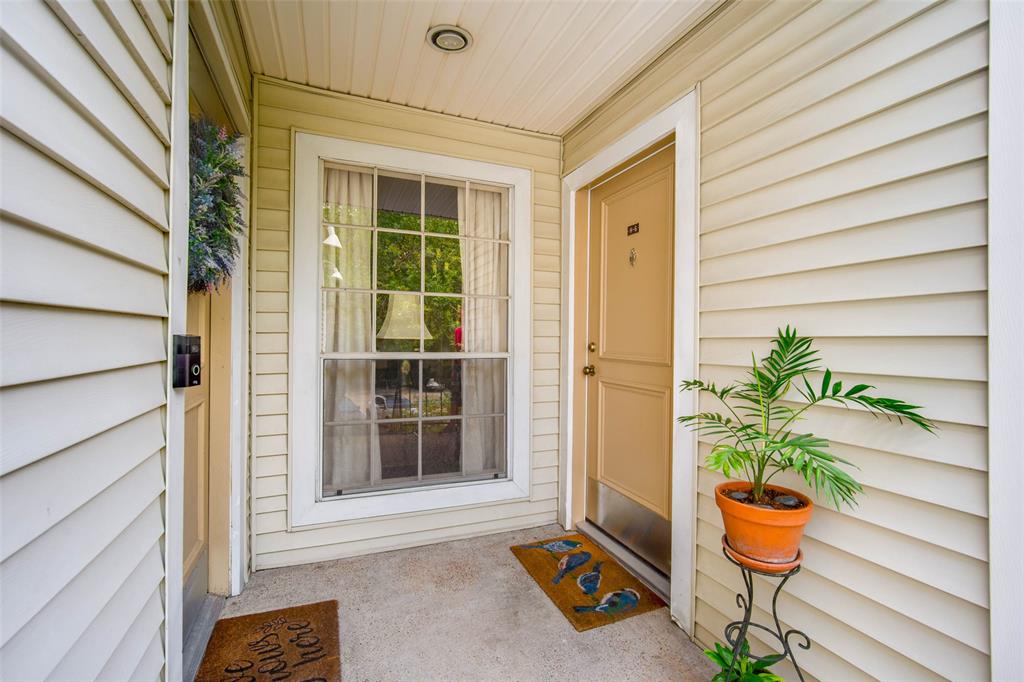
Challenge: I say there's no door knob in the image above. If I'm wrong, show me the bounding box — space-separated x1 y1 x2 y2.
582 365 596 376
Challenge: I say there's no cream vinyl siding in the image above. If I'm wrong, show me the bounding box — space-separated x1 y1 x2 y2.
564 1 990 680
251 77 561 568
0 0 175 678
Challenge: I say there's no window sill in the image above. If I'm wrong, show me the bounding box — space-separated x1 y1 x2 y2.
291 476 530 527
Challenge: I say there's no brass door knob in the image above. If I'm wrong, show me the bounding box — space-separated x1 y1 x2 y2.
582 365 596 376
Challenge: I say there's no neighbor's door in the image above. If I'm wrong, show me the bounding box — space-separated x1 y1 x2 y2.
183 291 211 638
585 144 675 574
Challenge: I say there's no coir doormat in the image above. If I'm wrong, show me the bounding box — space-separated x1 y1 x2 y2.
195 600 341 681
511 533 664 631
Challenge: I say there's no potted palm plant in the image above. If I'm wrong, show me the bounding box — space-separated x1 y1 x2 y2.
679 327 934 570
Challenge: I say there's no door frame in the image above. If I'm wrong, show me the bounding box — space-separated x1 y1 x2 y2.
189 0 252 598
559 87 700 634
166 1 190 678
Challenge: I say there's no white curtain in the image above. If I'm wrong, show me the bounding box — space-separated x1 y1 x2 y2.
322 168 375 492
323 167 372 226
461 187 508 474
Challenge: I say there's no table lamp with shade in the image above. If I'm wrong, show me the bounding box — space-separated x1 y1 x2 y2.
377 294 432 418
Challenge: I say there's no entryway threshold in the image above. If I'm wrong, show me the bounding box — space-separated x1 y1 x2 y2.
184 594 225 682
575 520 671 603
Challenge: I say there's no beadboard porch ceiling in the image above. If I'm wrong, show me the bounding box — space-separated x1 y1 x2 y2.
233 0 716 135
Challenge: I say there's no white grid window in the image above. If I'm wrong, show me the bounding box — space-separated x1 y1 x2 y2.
318 162 512 497
292 133 531 525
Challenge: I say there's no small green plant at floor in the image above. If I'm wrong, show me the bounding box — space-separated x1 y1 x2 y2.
705 640 785 682
679 326 934 508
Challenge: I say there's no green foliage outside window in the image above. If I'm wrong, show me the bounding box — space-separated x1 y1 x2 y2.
426 238 463 293
376 209 420 231
376 231 420 291
425 214 460 235
375 210 465 351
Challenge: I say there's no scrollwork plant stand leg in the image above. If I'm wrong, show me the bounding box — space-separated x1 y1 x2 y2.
721 540 811 682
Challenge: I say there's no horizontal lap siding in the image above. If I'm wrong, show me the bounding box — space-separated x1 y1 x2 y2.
251 77 562 568
564 1 989 679
0 0 172 678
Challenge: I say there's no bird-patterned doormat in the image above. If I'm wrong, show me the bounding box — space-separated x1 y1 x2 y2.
195 600 341 682
511 533 664 631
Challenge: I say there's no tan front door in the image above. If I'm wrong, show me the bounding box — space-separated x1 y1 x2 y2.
585 143 674 574
183 291 211 636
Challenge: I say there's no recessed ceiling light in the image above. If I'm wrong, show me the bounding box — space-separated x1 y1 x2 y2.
427 25 472 53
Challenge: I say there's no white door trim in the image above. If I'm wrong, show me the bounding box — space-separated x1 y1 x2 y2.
987 3 1023 679
559 88 700 634
188 0 250 598
166 0 190 677
189 0 251 136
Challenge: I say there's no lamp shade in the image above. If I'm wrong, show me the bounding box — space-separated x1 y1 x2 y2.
323 225 343 248
376 294 432 340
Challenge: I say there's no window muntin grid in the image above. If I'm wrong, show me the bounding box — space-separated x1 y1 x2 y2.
318 161 511 497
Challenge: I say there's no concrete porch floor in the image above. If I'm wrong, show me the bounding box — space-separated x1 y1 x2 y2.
222 524 716 681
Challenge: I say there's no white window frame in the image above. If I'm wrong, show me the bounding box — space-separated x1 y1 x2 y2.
290 131 532 527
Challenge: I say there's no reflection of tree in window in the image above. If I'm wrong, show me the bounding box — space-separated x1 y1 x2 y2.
424 297 462 352
426 237 462 293
376 232 420 291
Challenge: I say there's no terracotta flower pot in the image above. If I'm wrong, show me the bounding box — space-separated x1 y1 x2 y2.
715 481 813 566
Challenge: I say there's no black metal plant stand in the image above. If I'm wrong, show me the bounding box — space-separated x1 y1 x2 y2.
721 536 810 682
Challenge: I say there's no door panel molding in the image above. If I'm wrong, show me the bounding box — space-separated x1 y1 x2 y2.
597 166 675 366
183 401 208 576
595 378 672 519
183 291 211 640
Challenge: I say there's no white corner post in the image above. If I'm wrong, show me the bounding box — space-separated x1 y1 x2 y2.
671 85 700 638
229 137 251 596
987 2 1023 680
166 0 189 677
559 89 700 634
